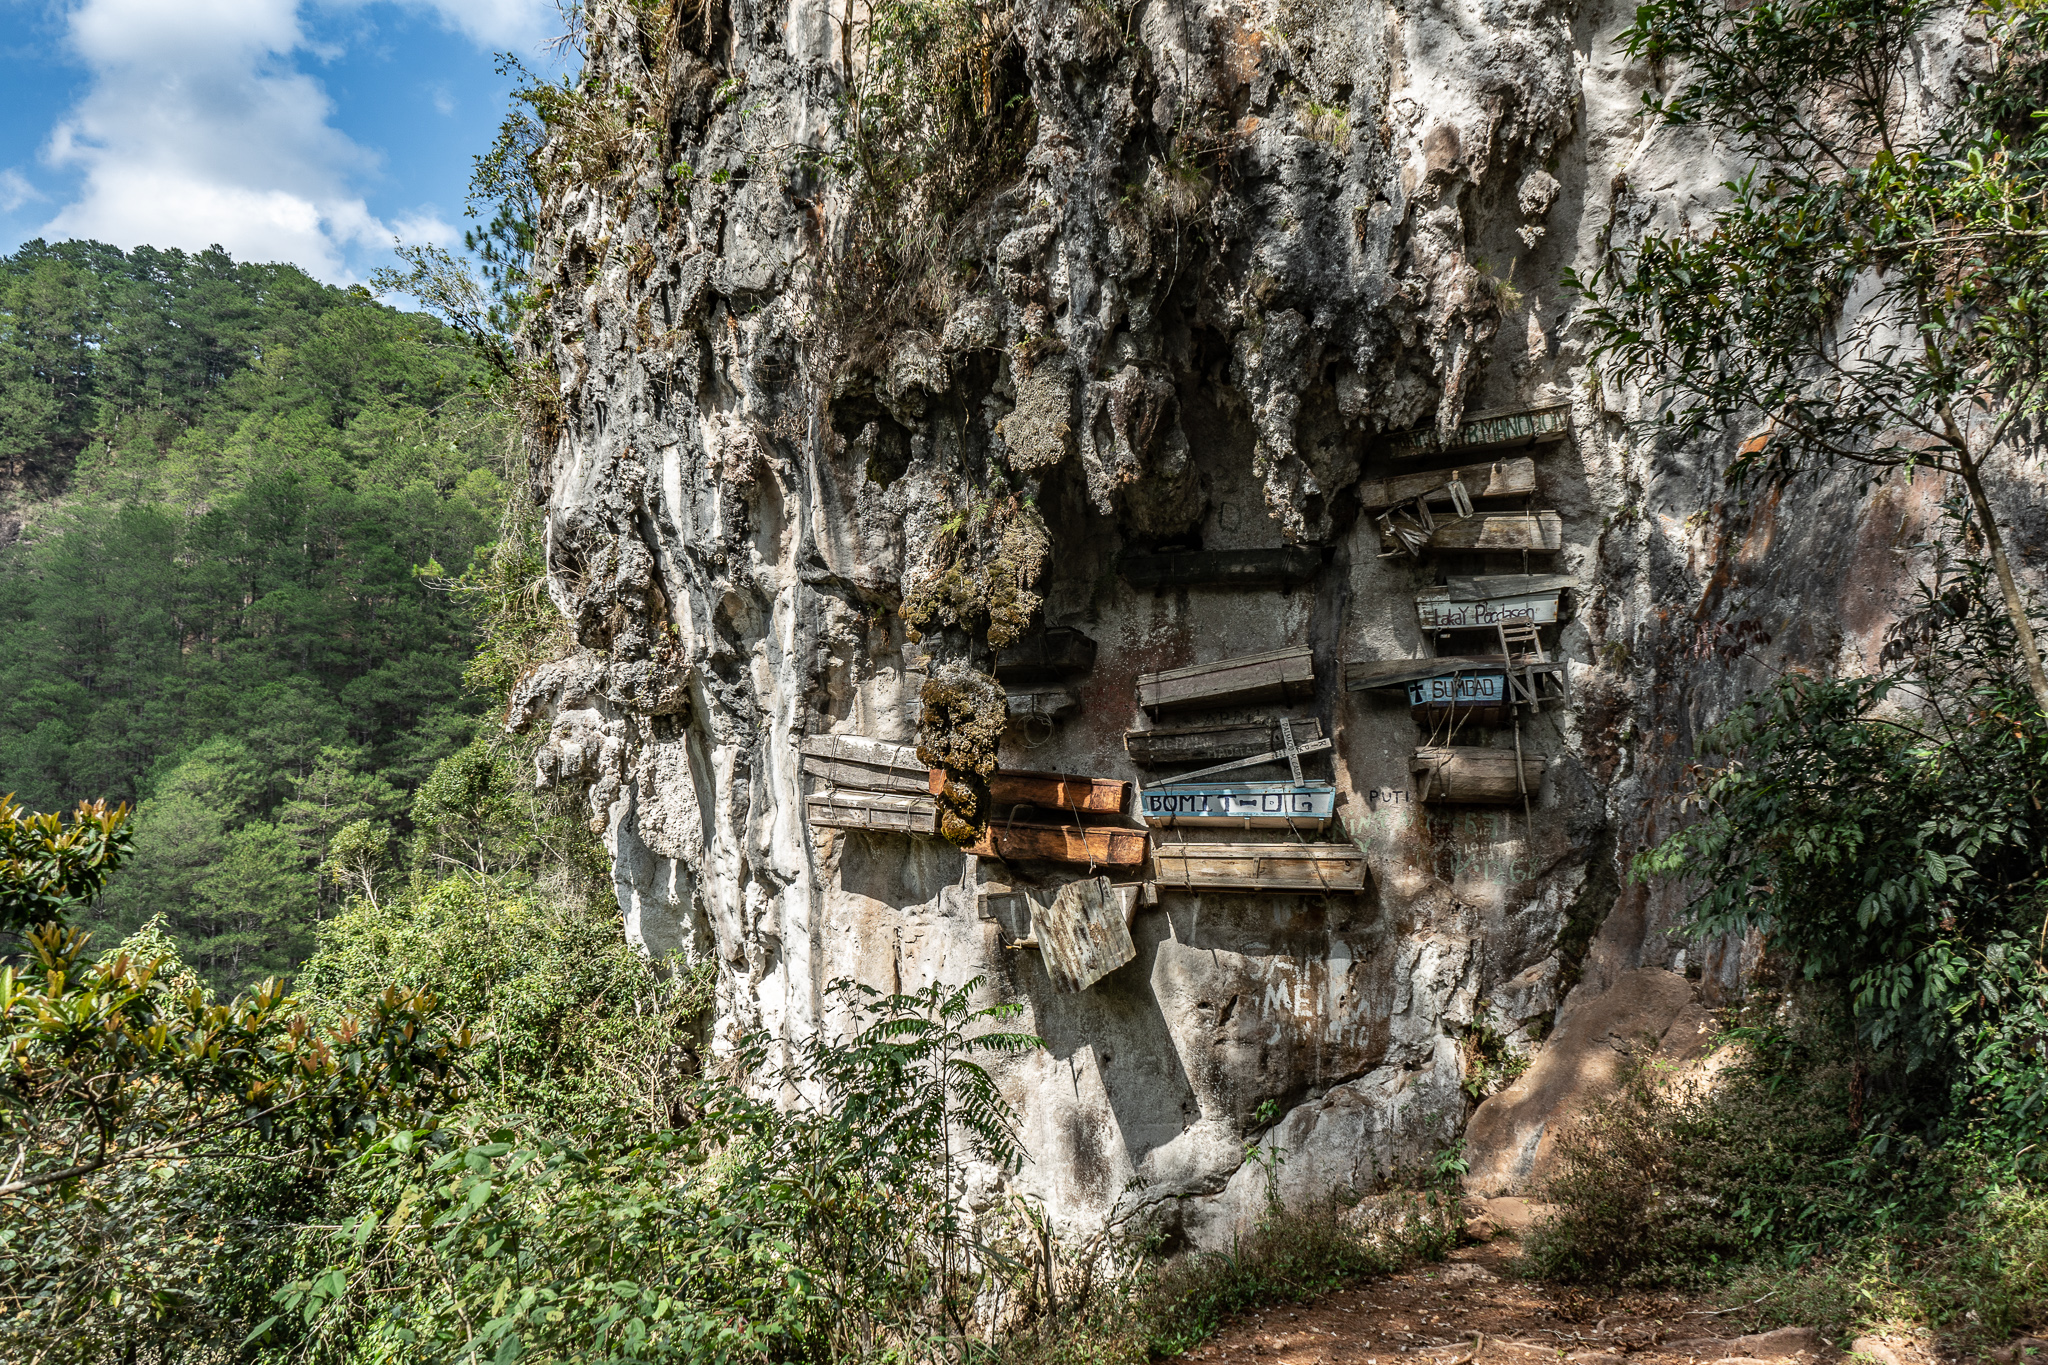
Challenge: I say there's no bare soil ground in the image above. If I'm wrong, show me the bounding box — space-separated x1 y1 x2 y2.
1188 1242 1825 1365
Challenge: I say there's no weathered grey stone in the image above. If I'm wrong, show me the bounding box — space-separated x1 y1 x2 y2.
512 0 2029 1245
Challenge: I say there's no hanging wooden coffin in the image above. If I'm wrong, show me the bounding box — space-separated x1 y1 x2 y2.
1387 402 1572 459
1406 670 1511 725
1005 688 1078 724
805 790 938 834
1415 573 1577 632
1137 646 1315 715
1120 545 1325 590
1345 656 1506 691
968 822 1148 866
993 627 1098 682
1124 717 1325 767
800 734 929 795
1410 746 1547 803
937 768 1129 815
1383 511 1563 556
1358 457 1538 511
1138 781 1337 829
1151 841 1369 893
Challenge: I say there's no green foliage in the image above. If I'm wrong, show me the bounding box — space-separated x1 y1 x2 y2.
821 0 1036 348
1526 1023 2048 1352
271 978 1043 1363
0 240 520 990
0 920 470 1362
1638 555 2048 1147
1572 0 2048 705
999 1194 1458 1365
0 793 130 936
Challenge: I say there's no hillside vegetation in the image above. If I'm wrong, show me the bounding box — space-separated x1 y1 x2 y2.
0 240 510 986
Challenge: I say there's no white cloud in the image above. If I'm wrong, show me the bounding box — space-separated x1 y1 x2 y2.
35 0 554 281
0 170 42 213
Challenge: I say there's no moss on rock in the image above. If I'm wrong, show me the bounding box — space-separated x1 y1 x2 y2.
902 495 1050 650
916 663 1008 847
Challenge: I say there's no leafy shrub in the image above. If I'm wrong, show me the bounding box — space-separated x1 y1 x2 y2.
270 978 1041 1364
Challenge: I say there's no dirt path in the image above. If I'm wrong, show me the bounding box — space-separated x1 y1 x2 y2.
1189 1243 1819 1365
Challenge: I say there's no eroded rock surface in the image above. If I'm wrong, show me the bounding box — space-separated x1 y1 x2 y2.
512 0 2023 1240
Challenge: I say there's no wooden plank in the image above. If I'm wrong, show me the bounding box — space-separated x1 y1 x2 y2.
937 768 1129 815
1347 657 1506 691
1387 403 1571 459
1415 589 1561 632
806 791 938 834
1442 572 1577 599
1137 646 1315 715
1035 877 1137 993
969 822 1148 866
1121 545 1325 589
993 627 1098 682
1138 781 1336 829
800 733 929 795
1125 717 1324 766
1409 746 1547 803
1151 841 1368 893
1357 457 1537 510
1391 511 1562 554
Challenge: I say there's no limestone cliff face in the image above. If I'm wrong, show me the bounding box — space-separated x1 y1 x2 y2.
510 0 1993 1239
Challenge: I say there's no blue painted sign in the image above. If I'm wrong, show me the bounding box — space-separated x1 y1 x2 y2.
1138 781 1337 828
1406 671 1507 709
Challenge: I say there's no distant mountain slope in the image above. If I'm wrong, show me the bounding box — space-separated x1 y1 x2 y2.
0 239 512 985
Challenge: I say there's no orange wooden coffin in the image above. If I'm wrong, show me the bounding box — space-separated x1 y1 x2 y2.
967 822 1147 866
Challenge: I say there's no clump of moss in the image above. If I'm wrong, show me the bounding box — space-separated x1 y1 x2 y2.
916 663 1007 846
902 495 1049 649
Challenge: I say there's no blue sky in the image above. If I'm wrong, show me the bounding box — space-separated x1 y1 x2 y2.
1 0 567 282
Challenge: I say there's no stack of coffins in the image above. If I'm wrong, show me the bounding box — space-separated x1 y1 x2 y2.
1347 402 1580 806
800 734 938 834
993 626 1098 731
1127 648 1365 892
960 768 1145 866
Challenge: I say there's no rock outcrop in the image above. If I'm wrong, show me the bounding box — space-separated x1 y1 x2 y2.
507 0 2019 1241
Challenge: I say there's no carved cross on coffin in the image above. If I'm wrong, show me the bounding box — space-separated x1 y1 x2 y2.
1141 715 1332 788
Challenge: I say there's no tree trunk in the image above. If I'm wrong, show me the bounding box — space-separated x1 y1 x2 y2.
1952 440 2048 716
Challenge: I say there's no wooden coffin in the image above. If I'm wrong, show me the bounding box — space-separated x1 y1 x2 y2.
806 791 938 834
1407 671 1511 725
993 627 1098 682
1346 656 1506 691
936 768 1129 815
1386 511 1562 555
969 822 1148 866
1410 746 1547 803
1358 457 1537 511
1415 573 1577 632
1006 688 1077 723
1120 545 1325 590
1387 403 1572 459
1152 841 1369 893
1124 717 1325 767
1137 646 1315 715
801 734 928 795
1138 781 1336 829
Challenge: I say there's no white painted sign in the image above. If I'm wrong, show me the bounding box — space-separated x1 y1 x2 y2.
1414 592 1560 631
1139 781 1337 828
1406 671 1507 708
